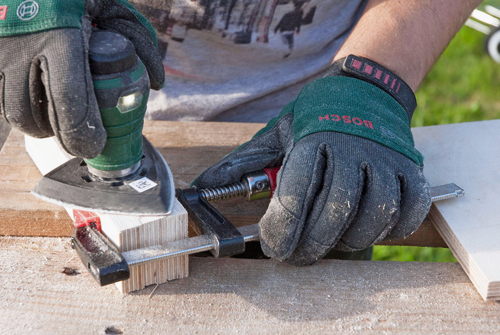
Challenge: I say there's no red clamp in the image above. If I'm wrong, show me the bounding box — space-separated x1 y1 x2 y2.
263 166 281 198
73 210 102 232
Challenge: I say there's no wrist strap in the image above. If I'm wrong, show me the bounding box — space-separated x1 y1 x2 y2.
326 55 417 122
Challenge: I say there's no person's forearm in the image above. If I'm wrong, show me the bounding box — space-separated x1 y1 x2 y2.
334 0 482 91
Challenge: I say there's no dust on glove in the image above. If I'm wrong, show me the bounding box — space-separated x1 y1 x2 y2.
0 0 164 158
194 75 431 266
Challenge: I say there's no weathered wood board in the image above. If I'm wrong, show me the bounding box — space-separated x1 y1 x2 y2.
24 135 189 294
1 236 499 335
414 120 500 301
0 121 446 247
99 204 188 293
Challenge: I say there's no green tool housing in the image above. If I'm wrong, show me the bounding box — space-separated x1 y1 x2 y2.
86 30 150 173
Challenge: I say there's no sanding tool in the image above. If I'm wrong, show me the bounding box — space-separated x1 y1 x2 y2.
31 30 175 216
72 166 464 286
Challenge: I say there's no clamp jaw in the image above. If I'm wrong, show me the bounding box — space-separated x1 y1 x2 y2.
71 210 129 286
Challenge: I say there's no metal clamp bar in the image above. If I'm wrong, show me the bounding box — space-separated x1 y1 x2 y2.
430 183 464 202
124 225 259 266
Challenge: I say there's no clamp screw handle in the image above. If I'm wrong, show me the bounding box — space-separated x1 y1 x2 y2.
199 167 281 202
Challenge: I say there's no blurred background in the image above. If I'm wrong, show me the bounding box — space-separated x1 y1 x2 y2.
373 0 500 262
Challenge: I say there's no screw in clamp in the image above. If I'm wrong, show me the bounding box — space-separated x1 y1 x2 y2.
199 170 272 202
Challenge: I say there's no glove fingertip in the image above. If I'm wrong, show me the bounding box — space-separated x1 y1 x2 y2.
57 115 107 159
285 238 331 266
148 50 165 90
132 38 164 90
386 174 431 240
148 65 165 91
259 200 303 260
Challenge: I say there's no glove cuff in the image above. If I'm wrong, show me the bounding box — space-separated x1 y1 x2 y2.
0 1 85 37
326 55 417 122
291 76 424 166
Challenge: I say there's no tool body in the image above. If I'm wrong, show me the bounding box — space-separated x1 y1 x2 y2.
72 166 465 286
31 30 175 216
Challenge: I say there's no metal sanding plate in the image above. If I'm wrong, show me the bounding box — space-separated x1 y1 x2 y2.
31 137 175 216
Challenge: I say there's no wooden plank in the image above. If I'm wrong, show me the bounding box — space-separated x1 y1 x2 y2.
24 135 189 294
0 129 74 236
414 120 500 301
101 203 188 293
0 122 447 248
1 236 499 335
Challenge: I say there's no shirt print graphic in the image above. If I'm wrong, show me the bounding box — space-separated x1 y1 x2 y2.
132 0 318 64
129 0 365 121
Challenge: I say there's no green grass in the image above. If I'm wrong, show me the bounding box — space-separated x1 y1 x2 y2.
373 8 500 262
412 25 500 127
373 246 458 262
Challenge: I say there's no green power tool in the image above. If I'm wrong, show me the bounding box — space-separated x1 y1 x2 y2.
32 30 174 216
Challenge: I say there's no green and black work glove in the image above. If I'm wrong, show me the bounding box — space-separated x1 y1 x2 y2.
194 55 432 266
0 0 164 158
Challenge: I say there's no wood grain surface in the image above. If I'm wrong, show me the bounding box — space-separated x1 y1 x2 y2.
1 236 499 335
0 121 446 248
415 120 500 301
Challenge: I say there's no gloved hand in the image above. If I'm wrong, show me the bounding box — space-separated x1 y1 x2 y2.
194 57 431 266
0 0 164 158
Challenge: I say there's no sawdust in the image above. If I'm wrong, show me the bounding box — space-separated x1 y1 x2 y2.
0 236 72 252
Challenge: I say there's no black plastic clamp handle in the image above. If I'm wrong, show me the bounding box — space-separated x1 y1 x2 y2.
176 187 245 258
71 224 130 286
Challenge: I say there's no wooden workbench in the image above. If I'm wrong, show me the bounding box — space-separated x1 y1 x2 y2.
1 121 500 334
